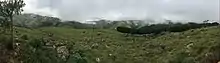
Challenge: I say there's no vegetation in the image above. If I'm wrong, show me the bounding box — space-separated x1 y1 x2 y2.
1 25 219 63
116 21 219 36
0 0 220 63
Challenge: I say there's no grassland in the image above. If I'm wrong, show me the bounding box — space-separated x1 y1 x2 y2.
1 26 220 63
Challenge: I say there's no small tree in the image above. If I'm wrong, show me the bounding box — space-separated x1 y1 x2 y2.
0 0 25 31
0 0 25 50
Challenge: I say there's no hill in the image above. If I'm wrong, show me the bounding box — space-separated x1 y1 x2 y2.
1 26 219 63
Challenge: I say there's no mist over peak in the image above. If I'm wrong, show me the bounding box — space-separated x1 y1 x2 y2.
23 0 219 22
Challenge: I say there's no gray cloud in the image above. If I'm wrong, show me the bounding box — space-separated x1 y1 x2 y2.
23 0 219 22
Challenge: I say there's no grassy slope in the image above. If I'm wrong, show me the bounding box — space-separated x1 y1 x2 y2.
16 26 220 63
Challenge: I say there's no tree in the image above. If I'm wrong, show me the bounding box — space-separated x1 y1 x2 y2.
0 0 25 31
0 0 25 50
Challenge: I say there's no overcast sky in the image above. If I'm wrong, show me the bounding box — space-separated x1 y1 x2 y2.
23 0 219 22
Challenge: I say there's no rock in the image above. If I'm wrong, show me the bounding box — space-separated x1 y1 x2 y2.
91 43 99 49
187 36 190 38
96 58 100 63
108 54 112 56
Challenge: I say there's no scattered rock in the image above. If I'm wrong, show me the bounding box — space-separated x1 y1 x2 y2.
91 43 99 49
57 46 69 59
96 58 100 63
108 54 112 56
105 45 110 48
48 33 54 37
187 36 191 38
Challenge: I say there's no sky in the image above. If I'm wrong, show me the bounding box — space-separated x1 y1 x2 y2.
22 0 219 22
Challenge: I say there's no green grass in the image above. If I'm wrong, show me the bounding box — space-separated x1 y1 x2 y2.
11 26 220 63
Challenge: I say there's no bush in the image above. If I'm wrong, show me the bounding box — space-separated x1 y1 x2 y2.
17 36 89 63
116 26 132 33
20 38 63 63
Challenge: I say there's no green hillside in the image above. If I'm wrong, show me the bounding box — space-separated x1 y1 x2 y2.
0 0 219 63
3 26 218 63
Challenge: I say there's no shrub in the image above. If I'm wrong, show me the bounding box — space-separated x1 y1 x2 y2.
116 26 132 33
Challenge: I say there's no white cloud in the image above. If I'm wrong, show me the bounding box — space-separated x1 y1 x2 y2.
22 0 219 22
23 0 60 17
